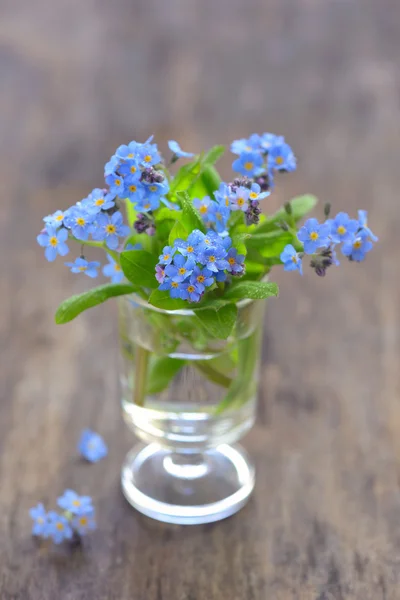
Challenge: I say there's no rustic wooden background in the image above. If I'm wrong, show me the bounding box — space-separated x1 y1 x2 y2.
1 1 399 598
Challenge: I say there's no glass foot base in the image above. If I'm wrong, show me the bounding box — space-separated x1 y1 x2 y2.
121 443 255 525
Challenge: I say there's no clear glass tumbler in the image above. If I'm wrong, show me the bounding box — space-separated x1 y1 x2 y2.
119 294 266 524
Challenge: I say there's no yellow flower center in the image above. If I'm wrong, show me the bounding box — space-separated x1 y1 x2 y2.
186 246 194 253
76 217 86 226
73 500 81 507
56 214 64 221
78 266 87 272
49 236 58 247
128 153 135 158
37 517 44 524
225 197 229 207
216 212 222 220
310 231 319 241
106 224 116 234
249 192 258 200
114 264 121 272
178 267 186 275
79 517 88 526
199 205 208 214
291 255 298 263
237 197 245 206
149 186 157 192
337 225 346 235
208 255 216 262
244 161 254 171
197 275 205 283
144 203 150 210
115 178 121 186
129 185 137 193
205 239 211 245
163 254 170 261
95 198 104 206
275 156 284 165
228 257 236 265
130 165 137 173
171 281 179 288
187 285 195 293
56 522 64 531
144 155 152 163
353 239 362 249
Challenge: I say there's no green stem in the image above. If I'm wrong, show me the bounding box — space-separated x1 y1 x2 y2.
133 345 151 407
194 361 232 388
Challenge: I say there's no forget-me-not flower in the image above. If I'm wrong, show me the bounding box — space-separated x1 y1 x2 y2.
159 277 182 298
65 207 96 241
29 503 49 537
268 142 297 172
57 490 94 515
328 212 359 244
115 141 141 160
103 255 123 283
158 245 176 265
230 187 250 212
139 143 161 166
358 210 378 242
190 266 215 293
92 211 130 249
85 188 115 212
280 244 303 274
179 282 202 302
232 151 263 177
65 257 100 278
46 512 73 544
71 511 97 536
260 132 285 153
78 429 108 463
297 218 331 254
43 210 65 229
168 140 194 159
341 231 374 262
165 255 195 283
226 248 245 275
105 173 125 197
199 246 229 273
37 226 69 262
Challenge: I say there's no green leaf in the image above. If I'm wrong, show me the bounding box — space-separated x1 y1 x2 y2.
146 356 186 394
231 233 250 256
148 289 188 311
247 231 293 258
202 145 225 167
155 207 182 223
255 194 318 234
170 156 203 193
228 210 245 232
225 280 279 300
124 199 137 228
194 303 238 339
55 283 136 324
169 220 188 245
177 191 206 233
120 250 158 288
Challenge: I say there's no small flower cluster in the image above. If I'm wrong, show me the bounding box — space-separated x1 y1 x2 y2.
280 210 378 276
156 230 244 302
194 178 269 234
230 132 297 190
105 137 169 214
30 490 96 544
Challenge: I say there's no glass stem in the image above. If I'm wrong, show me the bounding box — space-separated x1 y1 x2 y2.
133 345 150 407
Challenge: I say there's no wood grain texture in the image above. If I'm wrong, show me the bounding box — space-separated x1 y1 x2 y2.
1 0 400 598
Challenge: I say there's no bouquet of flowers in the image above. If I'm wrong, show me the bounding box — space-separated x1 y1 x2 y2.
37 133 377 409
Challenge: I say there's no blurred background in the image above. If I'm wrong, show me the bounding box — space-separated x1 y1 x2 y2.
1 1 400 598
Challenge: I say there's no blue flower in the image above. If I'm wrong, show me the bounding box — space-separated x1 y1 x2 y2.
165 255 195 282
226 248 245 275
280 244 303 274
78 429 108 463
328 212 359 244
71 511 96 536
232 151 263 177
297 218 331 254
173 238 198 258
268 142 296 172
123 178 145 203
215 270 227 282
208 203 230 233
125 242 142 251
37 226 69 262
65 257 100 278
105 173 125 197
135 194 160 213
92 211 130 249
230 187 250 212
179 282 202 302
57 489 94 515
214 183 232 209
193 196 212 218
259 132 285 153
190 266 215 292
46 512 73 544
155 264 166 284
168 140 194 158
196 230 223 253
248 182 270 201
159 277 182 298
64 207 96 241
139 143 162 166
358 210 378 242
341 231 373 262
119 158 141 180
29 503 49 537
230 134 262 155
199 246 229 273
142 180 169 202
158 245 176 265
104 154 120 176
102 255 123 283
115 141 141 161
43 210 65 229
85 188 115 212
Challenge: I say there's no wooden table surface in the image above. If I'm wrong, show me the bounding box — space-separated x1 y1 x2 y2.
1 1 399 598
